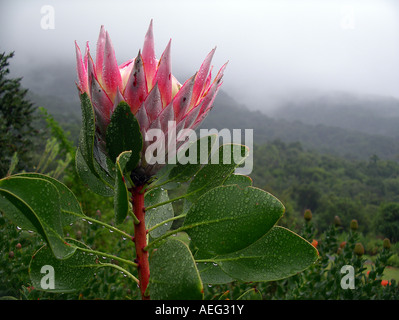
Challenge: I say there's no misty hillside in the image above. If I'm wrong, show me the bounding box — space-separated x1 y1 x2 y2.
201 91 399 161
269 91 399 138
26 83 399 162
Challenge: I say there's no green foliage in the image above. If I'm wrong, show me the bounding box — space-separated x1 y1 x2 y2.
0 52 37 177
376 203 399 242
250 140 399 237
257 219 399 300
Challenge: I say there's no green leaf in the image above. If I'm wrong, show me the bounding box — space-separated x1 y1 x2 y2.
76 92 114 196
215 226 318 282
105 102 143 172
196 260 234 285
194 249 233 285
169 134 218 182
76 147 114 197
145 188 174 238
183 185 284 255
15 173 86 226
29 239 98 293
77 92 97 178
149 239 203 300
114 151 132 225
150 134 217 189
223 174 253 188
183 144 249 212
0 176 75 259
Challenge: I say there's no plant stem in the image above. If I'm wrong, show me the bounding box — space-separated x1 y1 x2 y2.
131 185 150 300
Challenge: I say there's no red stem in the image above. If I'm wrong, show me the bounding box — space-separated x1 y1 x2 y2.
131 186 150 300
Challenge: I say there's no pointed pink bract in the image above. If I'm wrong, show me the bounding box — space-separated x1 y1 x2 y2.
153 39 172 109
101 31 123 102
124 52 148 114
142 19 157 91
75 41 88 94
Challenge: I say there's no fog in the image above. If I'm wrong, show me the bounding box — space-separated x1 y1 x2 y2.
1 0 399 111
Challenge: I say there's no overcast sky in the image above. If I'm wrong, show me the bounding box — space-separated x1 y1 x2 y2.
1 0 399 110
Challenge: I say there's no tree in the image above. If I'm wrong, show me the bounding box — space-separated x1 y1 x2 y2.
377 203 399 242
0 51 37 177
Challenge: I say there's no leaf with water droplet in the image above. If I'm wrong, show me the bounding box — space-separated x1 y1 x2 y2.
183 185 284 255
0 176 76 259
76 147 114 197
223 174 253 188
145 188 174 238
15 173 86 226
214 226 318 282
29 239 98 293
76 92 114 196
149 239 203 300
195 250 234 285
183 144 249 212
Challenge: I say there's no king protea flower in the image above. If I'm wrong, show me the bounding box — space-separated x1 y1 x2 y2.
75 20 227 181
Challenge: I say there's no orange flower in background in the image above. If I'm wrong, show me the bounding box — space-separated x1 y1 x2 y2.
339 241 346 249
311 239 318 248
381 280 390 286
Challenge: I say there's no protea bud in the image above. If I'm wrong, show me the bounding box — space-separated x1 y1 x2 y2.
350 219 358 231
334 215 342 227
75 20 227 183
354 242 364 257
303 209 312 222
383 238 391 250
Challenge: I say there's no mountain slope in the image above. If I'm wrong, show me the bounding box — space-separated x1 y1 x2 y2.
269 91 399 138
200 91 399 161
